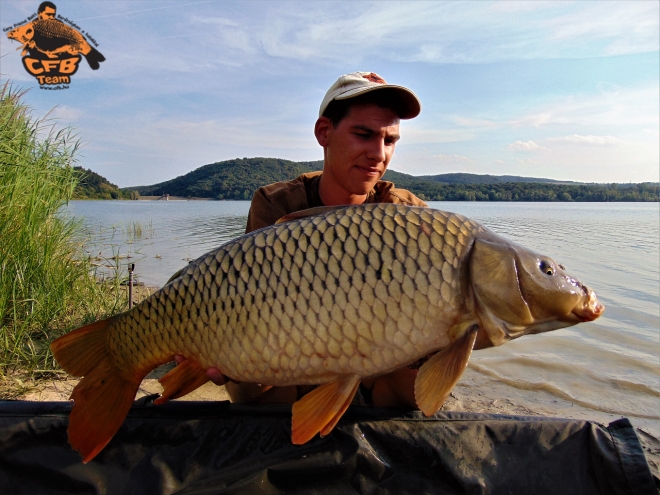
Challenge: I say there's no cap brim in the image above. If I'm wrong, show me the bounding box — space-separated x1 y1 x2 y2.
333 84 421 119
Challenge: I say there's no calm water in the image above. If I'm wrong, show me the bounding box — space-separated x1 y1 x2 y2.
64 200 660 436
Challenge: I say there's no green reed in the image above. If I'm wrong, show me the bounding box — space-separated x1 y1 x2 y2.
0 83 129 396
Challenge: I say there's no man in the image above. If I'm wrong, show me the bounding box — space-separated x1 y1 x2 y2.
216 72 428 407
243 72 426 232
38 2 57 20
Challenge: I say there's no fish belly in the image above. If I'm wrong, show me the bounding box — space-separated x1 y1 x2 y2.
108 204 487 386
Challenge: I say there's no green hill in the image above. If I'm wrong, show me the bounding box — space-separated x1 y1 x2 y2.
418 172 575 185
114 157 659 202
73 167 131 199
126 158 323 200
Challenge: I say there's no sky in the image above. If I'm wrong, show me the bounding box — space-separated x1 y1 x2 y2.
1 0 658 187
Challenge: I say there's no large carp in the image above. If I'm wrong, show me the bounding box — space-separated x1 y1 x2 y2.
51 204 603 462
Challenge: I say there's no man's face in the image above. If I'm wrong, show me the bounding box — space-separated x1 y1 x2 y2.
316 103 400 203
39 7 56 20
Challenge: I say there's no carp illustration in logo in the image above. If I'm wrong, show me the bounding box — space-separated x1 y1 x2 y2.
5 2 105 88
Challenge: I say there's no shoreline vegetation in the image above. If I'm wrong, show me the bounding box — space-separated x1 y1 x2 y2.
0 85 137 398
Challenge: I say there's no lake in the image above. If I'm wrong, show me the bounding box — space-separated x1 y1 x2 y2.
64 200 660 440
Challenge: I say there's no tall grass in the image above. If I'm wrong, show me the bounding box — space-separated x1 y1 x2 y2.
0 83 128 396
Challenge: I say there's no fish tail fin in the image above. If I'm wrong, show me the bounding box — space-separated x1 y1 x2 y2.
83 47 105 70
50 318 143 463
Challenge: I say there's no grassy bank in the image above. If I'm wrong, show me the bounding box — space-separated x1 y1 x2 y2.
0 84 131 398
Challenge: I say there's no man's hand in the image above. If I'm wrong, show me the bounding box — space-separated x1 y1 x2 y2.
363 368 418 409
173 355 229 385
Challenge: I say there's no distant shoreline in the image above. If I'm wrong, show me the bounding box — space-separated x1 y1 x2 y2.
136 196 213 201
71 197 659 202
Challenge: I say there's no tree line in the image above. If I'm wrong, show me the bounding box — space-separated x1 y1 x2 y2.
400 181 659 202
73 157 658 202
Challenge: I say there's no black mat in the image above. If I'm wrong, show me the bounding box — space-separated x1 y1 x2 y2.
0 399 656 495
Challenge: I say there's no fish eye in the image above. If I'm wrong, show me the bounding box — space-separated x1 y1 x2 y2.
539 260 555 276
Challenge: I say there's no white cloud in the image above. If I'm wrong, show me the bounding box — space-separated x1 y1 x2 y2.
516 158 540 166
546 3 659 56
547 135 625 146
402 127 476 145
451 116 501 130
507 140 549 151
95 0 656 69
48 106 84 123
434 154 475 165
509 112 556 128
509 86 659 129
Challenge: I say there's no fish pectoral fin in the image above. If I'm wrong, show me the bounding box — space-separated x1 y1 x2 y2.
414 322 479 416
291 375 361 444
154 358 210 404
276 206 347 224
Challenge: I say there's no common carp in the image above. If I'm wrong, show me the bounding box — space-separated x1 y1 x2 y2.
7 19 105 70
51 204 603 463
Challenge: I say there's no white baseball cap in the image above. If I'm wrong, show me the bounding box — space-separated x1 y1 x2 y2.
319 71 421 119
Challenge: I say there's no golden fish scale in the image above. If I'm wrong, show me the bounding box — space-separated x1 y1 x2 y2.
108 204 487 385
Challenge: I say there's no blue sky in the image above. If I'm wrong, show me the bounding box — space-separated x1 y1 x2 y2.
1 0 658 187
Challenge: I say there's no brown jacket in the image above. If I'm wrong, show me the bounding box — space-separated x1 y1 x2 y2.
245 171 427 233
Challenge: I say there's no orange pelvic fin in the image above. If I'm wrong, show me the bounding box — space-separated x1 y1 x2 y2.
154 358 210 404
291 375 360 445
414 323 478 417
50 318 144 463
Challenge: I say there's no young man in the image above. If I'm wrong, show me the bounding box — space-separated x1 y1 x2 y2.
244 72 426 232
177 72 426 406
221 72 429 407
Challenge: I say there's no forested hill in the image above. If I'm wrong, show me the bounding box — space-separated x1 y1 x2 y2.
419 173 575 184
73 166 130 199
120 157 658 201
127 158 323 200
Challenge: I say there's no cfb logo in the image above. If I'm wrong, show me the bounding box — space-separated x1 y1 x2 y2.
5 2 105 89
22 56 81 85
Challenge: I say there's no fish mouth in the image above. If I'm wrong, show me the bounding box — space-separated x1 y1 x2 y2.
571 285 605 322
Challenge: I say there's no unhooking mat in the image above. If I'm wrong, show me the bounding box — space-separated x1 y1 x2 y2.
0 399 656 495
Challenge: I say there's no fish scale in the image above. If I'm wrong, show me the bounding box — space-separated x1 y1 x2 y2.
107 203 474 384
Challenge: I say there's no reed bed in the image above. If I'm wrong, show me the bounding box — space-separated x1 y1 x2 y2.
0 84 130 397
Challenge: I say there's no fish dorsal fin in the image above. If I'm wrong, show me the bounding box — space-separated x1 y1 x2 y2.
275 206 347 224
154 358 210 404
291 374 361 444
414 322 479 416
